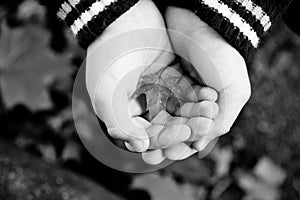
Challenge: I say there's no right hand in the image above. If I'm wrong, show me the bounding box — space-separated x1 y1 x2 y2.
165 7 251 152
142 6 251 164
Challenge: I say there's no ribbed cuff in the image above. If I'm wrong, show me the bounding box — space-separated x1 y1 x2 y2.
169 0 293 64
56 0 140 49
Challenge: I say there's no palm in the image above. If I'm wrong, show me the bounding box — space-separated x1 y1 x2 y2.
165 7 251 145
86 0 180 152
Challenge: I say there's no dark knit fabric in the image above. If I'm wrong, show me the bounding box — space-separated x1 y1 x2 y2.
77 0 140 48
167 0 294 64
38 0 65 11
39 0 295 63
283 0 300 35
39 0 140 49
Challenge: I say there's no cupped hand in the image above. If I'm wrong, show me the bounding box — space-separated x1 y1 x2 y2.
85 0 192 153
165 7 251 152
142 7 251 164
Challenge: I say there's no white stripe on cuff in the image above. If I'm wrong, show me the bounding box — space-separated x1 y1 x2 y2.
236 0 272 32
57 0 81 20
70 0 118 35
203 0 260 48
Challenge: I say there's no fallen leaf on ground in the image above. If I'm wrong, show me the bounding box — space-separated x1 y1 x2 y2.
254 157 286 186
132 173 200 200
0 22 72 110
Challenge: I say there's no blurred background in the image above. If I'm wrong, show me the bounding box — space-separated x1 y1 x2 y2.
0 0 300 200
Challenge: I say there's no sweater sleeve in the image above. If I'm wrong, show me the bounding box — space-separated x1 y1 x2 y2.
38 0 140 49
168 0 294 63
283 0 300 35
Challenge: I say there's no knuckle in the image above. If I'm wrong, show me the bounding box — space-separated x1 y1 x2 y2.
239 84 251 103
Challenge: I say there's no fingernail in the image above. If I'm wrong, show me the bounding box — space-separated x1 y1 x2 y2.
125 142 134 152
131 140 146 152
197 140 208 151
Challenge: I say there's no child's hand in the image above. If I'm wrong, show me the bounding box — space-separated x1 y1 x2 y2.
165 7 251 153
86 0 191 153
142 6 252 165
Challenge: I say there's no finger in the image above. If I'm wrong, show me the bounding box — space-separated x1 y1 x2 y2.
193 138 210 152
147 124 191 149
127 117 152 150
132 116 152 129
150 110 172 125
175 101 219 119
128 98 145 116
185 86 218 102
177 75 194 91
124 117 151 151
163 143 197 160
175 102 194 117
142 149 166 165
151 111 189 126
198 87 218 102
106 127 146 152
190 101 219 119
165 116 188 125
160 65 182 80
124 141 139 152
186 117 214 141
185 85 200 102
195 138 218 158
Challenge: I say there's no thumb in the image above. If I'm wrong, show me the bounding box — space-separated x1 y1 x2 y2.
93 72 150 152
187 44 251 138
183 21 251 136
214 81 251 136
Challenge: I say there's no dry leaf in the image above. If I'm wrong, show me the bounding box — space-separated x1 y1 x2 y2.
132 173 197 200
131 67 186 121
254 157 286 186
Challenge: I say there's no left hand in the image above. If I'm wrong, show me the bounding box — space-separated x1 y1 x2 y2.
142 6 251 164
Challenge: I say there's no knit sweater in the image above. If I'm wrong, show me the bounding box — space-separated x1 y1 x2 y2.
39 0 294 62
